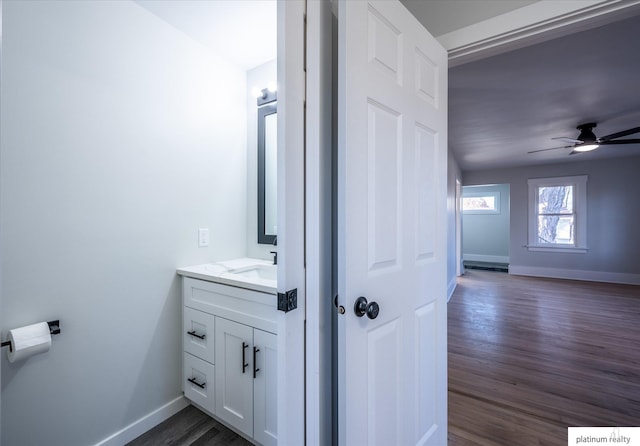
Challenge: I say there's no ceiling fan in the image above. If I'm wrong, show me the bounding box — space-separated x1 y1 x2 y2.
528 122 640 155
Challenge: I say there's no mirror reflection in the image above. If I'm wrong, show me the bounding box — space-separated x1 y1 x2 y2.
264 112 277 237
258 90 277 244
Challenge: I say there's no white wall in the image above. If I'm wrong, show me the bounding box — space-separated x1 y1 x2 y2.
1 1 248 445
0 0 3 440
462 183 510 264
447 150 462 299
247 60 278 260
464 155 640 284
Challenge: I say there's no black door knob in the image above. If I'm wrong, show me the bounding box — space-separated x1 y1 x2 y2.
366 301 379 319
354 296 368 317
354 296 379 319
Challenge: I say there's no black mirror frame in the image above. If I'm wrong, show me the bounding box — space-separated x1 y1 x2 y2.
258 100 277 245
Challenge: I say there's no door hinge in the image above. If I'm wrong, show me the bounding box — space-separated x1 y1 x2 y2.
303 12 308 104
278 288 298 313
303 12 307 73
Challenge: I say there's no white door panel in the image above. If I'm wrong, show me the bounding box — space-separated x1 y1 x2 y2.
366 318 402 445
338 0 447 444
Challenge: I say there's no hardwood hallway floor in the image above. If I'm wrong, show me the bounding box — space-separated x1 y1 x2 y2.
126 405 252 446
448 270 640 445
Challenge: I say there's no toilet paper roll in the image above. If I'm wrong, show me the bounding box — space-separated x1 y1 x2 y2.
7 322 52 363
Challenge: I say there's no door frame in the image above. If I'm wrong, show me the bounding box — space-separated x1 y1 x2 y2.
302 0 640 444
304 0 335 445
440 0 640 67
276 1 305 445
456 178 463 277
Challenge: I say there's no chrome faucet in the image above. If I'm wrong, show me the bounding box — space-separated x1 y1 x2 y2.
270 236 277 265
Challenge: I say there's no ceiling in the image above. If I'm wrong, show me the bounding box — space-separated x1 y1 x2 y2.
134 0 276 71
445 11 640 172
400 0 538 37
134 0 640 172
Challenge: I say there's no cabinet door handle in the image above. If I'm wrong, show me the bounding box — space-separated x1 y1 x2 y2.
187 377 206 389
242 342 249 374
253 346 260 379
187 330 206 340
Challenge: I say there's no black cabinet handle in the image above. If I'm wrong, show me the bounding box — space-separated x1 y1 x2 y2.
253 346 260 379
187 377 206 389
187 330 206 340
242 342 249 373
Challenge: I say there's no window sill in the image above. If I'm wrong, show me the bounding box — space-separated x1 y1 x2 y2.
525 245 588 253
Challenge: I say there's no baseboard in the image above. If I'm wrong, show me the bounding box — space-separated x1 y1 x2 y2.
463 254 509 264
509 265 640 286
447 277 457 303
95 396 189 446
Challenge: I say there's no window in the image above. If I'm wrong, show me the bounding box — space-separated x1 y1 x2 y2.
462 191 500 214
527 175 587 252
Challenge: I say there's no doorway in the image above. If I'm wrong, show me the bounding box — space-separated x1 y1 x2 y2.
461 184 510 272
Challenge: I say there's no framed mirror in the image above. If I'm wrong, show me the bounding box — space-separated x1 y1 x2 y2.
258 92 277 244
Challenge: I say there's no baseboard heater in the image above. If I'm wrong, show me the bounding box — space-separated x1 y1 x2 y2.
463 261 509 273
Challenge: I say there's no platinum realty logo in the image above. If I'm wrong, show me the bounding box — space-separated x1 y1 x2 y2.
568 427 640 445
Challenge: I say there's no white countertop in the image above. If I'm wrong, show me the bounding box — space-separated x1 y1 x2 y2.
176 257 277 295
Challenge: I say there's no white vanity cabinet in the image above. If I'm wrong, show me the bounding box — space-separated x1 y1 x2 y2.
215 318 277 445
252 328 278 446
180 275 277 446
183 306 216 414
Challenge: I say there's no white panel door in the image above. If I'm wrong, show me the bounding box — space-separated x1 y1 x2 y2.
337 1 448 445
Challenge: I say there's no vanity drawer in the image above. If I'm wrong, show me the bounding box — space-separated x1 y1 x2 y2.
184 307 215 364
184 353 215 414
183 277 277 333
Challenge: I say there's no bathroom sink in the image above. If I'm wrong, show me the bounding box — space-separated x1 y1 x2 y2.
228 264 277 281
177 258 278 294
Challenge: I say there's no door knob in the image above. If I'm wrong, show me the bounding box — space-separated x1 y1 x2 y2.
354 296 379 319
366 301 379 319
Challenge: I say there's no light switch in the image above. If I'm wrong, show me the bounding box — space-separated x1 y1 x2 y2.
198 228 209 247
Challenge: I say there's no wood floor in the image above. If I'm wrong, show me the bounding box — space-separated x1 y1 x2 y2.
448 270 640 446
129 270 640 445
125 405 252 446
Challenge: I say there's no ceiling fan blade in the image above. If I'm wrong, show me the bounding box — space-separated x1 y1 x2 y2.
528 145 573 154
552 137 583 144
599 127 640 142
599 138 640 145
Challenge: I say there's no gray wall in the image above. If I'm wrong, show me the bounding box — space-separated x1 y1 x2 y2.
1 2 248 444
447 150 462 297
462 184 510 263
464 155 640 281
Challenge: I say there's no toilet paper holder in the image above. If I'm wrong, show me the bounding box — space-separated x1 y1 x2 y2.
1 320 61 352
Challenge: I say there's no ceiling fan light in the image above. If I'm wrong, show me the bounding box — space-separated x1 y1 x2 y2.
576 123 598 143
573 144 599 152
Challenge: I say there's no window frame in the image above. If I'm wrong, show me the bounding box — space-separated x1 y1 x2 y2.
527 175 588 253
462 191 501 214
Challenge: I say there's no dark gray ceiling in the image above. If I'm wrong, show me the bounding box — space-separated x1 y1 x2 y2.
449 13 640 172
